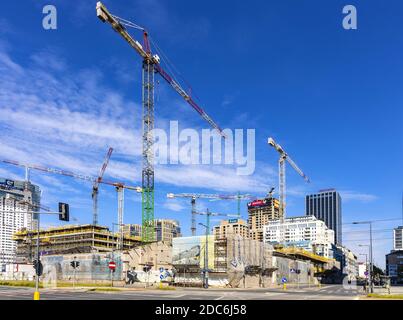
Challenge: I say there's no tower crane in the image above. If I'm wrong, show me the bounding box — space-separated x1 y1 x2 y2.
166 193 254 236
96 2 225 242
267 137 310 222
0 159 142 230
92 147 113 226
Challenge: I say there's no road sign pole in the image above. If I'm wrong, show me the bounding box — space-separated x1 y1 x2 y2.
34 212 40 301
110 268 113 287
73 264 76 289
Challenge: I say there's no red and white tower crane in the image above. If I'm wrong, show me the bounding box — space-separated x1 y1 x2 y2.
96 2 225 242
92 147 113 226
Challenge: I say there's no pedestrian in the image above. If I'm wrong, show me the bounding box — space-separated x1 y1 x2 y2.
363 279 369 293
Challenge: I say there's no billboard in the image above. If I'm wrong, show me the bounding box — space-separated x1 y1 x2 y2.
247 198 270 209
172 236 214 269
0 179 15 189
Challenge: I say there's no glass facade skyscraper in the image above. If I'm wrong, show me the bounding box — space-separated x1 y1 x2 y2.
305 189 342 245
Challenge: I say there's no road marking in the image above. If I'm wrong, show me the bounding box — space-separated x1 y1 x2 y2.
214 296 225 300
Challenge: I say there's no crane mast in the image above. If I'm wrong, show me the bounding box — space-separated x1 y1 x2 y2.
267 137 310 231
96 2 225 242
92 147 113 226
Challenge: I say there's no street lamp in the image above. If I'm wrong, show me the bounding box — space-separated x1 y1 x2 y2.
198 222 209 289
353 221 374 293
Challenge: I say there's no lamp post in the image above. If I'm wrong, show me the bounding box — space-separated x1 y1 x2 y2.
353 221 374 293
195 209 238 289
198 222 209 289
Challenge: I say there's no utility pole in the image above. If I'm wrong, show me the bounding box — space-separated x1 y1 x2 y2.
353 221 374 293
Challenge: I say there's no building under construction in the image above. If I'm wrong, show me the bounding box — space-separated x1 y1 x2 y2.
248 197 281 241
13 224 142 263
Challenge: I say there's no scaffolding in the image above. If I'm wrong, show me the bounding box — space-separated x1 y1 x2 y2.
13 224 142 263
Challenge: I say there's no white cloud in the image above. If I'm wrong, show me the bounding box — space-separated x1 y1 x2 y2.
163 200 185 212
339 191 378 203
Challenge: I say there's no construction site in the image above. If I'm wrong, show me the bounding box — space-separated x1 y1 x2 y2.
0 2 356 290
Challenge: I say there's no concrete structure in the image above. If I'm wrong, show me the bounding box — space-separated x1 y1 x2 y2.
0 178 41 267
247 197 280 241
393 226 403 251
213 219 249 240
122 220 181 245
263 215 335 258
155 219 181 244
122 224 142 238
386 250 403 285
13 224 141 263
305 189 342 245
122 241 173 284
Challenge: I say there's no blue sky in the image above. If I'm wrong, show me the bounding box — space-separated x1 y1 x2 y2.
0 0 402 268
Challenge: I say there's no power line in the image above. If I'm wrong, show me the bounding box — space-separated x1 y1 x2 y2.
343 218 402 225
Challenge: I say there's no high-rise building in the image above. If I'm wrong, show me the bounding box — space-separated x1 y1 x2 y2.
0 179 41 266
305 189 342 245
248 197 281 241
393 226 403 251
0 178 41 209
0 195 34 265
213 219 249 240
263 215 335 258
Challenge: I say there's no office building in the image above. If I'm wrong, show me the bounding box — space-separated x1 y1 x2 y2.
248 197 281 241
154 219 181 244
386 250 403 285
305 189 342 245
0 179 41 266
0 178 41 209
213 219 249 240
393 226 403 251
263 215 335 258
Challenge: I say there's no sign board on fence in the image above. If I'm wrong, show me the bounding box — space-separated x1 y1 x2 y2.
108 261 116 270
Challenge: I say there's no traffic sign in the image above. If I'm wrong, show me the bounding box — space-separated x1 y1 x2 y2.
108 261 116 270
159 267 164 273
281 277 287 283
160 274 165 280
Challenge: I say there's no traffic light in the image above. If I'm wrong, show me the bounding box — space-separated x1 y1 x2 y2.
33 260 43 276
70 261 80 269
143 265 151 272
58 202 69 221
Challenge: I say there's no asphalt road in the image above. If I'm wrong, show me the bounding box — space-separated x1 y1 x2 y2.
0 285 362 300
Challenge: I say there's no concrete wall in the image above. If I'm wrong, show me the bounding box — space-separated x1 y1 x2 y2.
0 263 35 281
40 252 123 282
